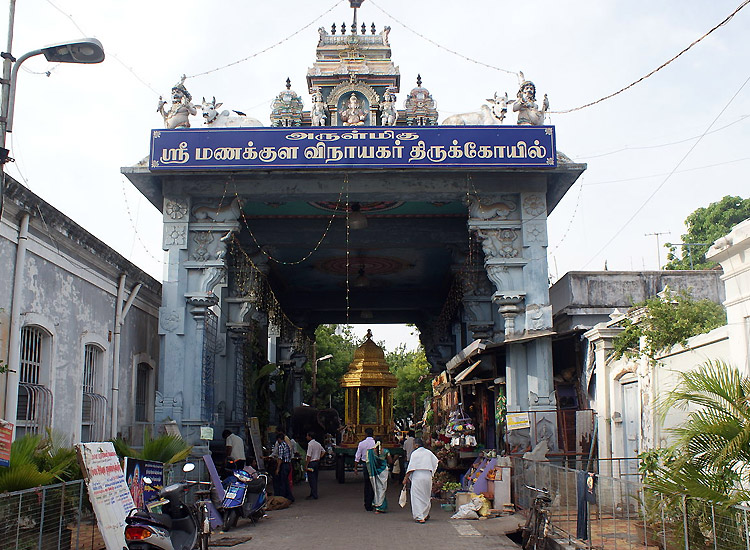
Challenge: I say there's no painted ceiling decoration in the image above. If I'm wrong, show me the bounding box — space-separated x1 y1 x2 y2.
317 255 410 276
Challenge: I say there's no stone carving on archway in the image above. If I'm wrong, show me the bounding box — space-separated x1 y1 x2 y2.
327 81 379 126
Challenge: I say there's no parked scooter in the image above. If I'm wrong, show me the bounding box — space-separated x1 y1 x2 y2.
221 468 268 531
124 463 210 550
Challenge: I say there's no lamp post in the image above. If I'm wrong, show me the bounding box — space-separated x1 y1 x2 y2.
312 353 333 408
0 29 104 438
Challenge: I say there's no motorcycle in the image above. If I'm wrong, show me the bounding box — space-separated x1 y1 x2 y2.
124 463 210 550
220 468 268 531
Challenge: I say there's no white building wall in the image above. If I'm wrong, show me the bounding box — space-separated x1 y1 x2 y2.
0 179 161 443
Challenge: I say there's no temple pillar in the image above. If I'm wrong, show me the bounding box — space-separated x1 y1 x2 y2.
468 191 557 450
583 325 622 476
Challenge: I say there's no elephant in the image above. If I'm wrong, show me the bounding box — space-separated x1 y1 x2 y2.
290 406 341 448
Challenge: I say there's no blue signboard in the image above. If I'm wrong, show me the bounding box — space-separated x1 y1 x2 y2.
149 126 556 171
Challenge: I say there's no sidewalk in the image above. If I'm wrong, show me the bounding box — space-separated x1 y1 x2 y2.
213 469 522 549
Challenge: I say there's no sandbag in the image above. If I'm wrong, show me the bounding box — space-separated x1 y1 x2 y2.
265 496 292 510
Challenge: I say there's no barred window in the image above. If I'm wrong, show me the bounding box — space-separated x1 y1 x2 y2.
82 344 106 442
135 363 151 422
17 326 53 437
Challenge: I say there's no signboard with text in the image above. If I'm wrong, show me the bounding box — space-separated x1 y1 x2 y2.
150 126 556 171
76 442 135 550
0 420 12 467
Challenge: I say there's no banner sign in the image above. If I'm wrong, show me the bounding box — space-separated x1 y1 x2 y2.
124 457 164 510
0 420 12 467
76 442 135 550
150 126 556 171
506 412 531 431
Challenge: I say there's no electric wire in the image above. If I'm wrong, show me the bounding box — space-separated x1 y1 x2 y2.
552 0 750 114
573 115 750 160
186 0 345 79
582 157 750 186
580 71 750 270
369 0 519 78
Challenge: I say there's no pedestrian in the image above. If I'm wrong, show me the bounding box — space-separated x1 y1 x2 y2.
273 432 295 502
367 438 392 513
353 427 376 511
403 429 416 464
222 429 246 471
403 438 438 523
305 432 325 500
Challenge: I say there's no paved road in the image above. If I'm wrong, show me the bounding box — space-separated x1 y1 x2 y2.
213 469 522 549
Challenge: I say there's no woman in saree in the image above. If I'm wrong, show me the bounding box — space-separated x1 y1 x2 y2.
367 439 392 513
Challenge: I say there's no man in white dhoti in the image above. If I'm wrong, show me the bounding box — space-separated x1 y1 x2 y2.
403 438 438 523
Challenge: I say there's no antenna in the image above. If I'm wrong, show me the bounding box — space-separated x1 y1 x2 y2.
645 231 670 269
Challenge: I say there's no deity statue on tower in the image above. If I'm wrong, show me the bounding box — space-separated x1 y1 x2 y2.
512 77 548 126
157 75 197 129
339 93 367 126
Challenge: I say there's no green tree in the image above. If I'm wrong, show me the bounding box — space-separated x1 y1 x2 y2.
303 324 358 415
665 195 750 270
387 345 431 428
640 361 750 548
612 290 725 362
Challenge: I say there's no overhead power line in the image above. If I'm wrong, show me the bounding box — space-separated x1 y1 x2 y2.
580 71 750 269
553 0 750 113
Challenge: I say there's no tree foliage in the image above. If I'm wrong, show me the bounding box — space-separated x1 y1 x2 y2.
644 361 750 505
112 430 192 464
303 325 358 414
387 345 432 428
0 431 81 492
664 195 750 270
612 290 725 361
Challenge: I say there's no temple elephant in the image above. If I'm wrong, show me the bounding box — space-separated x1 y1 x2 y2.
290 406 341 446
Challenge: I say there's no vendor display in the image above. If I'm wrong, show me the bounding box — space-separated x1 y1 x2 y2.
463 451 497 495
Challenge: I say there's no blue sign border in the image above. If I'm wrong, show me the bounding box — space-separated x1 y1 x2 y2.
149 125 556 171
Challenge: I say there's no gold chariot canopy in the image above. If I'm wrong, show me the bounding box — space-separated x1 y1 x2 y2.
340 330 397 445
340 329 397 388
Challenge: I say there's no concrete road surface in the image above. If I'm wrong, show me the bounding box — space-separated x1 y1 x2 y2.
212 469 522 549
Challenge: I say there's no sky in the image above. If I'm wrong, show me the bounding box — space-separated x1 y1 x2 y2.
2 1 749 352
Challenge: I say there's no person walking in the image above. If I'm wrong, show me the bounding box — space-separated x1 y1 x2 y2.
403 438 438 523
353 427 376 511
305 432 325 500
222 429 246 471
367 439 392 513
273 432 295 502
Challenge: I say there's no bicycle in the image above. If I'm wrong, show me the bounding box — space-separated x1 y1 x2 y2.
522 485 552 550
191 482 213 550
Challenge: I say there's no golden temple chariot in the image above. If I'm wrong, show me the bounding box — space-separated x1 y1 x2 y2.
340 329 398 446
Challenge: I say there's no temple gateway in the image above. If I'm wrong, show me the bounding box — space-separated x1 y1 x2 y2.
123 2 584 453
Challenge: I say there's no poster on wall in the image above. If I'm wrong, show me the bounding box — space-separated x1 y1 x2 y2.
76 442 135 550
506 412 531 431
0 420 12 467
124 458 164 509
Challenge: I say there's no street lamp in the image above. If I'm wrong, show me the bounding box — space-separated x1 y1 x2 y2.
0 36 104 439
2 38 105 143
312 354 333 408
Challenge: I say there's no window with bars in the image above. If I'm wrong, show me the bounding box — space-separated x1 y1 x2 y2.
82 344 106 442
135 363 151 422
17 326 53 436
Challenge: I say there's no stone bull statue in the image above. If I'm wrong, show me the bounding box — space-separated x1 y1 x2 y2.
441 92 509 125
290 406 341 446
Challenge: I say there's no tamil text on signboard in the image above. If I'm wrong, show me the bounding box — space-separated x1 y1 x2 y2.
150 126 556 170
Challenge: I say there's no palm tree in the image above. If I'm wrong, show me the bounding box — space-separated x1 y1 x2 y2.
652 360 750 505
642 361 750 549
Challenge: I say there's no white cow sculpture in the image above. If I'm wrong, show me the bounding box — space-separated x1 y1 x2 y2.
200 97 263 127
441 92 509 126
